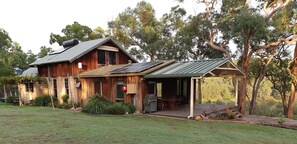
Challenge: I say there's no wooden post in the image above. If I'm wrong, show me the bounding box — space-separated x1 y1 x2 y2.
68 75 75 110
188 77 194 119
235 78 238 106
48 65 55 109
198 79 202 104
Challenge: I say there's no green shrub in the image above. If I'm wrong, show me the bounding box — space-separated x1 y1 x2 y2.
82 94 136 115
82 94 111 114
105 103 127 115
62 94 69 103
6 96 18 104
33 95 57 106
59 103 72 109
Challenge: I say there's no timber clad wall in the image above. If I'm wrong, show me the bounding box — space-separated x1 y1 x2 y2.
79 76 147 112
38 43 133 77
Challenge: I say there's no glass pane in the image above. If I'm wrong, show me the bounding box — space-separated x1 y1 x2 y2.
109 51 116 65
116 83 124 99
97 50 106 64
148 82 155 95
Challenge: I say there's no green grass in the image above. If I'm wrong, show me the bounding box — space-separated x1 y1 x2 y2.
0 104 296 144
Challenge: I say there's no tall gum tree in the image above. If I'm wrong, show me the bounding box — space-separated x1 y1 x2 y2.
180 0 297 115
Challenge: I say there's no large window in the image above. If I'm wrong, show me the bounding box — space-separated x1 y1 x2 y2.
97 50 106 65
65 78 69 95
25 82 34 92
97 49 117 65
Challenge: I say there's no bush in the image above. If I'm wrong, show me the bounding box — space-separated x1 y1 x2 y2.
82 94 136 115
59 103 72 109
33 95 57 106
82 94 111 114
121 102 136 114
62 94 69 103
105 103 127 115
6 96 18 104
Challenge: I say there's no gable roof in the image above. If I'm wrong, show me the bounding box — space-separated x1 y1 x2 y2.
144 58 245 78
22 67 38 76
30 37 137 66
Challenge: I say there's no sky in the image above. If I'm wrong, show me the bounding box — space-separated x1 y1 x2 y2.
0 0 200 54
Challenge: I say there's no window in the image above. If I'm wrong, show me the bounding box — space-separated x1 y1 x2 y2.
157 83 162 97
97 49 117 65
53 79 58 98
65 78 69 95
109 51 116 65
148 81 155 95
116 81 124 101
97 50 106 65
94 81 103 95
25 82 34 92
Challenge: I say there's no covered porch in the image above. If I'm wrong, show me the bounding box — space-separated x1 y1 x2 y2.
144 58 245 118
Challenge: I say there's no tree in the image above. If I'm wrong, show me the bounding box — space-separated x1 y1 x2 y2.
266 45 291 115
0 28 14 76
38 46 54 58
108 1 164 61
26 50 37 64
180 0 297 115
50 21 107 45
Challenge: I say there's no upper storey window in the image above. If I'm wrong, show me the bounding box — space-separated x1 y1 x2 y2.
97 46 118 65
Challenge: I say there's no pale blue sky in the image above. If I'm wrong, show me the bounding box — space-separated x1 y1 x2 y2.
0 0 200 54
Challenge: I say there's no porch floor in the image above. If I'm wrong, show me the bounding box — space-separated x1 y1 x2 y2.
150 104 230 118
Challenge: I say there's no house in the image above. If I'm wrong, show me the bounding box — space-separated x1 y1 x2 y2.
22 37 245 117
18 67 47 104
26 37 137 104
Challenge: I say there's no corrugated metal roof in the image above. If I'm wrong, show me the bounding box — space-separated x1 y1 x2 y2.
145 58 244 78
22 67 38 76
30 37 137 66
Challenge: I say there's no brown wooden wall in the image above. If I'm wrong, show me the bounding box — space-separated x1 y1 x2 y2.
38 42 134 77
78 76 147 112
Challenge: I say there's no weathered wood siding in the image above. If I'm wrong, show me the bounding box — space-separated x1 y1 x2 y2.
38 43 134 77
79 76 147 112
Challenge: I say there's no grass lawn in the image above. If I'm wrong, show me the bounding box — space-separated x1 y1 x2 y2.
0 103 296 144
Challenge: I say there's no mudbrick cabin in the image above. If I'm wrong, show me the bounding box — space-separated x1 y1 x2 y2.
20 37 245 117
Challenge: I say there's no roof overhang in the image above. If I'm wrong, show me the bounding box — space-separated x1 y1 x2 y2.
144 58 245 79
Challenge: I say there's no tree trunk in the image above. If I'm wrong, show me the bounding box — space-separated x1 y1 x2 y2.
239 39 250 114
287 83 296 118
249 75 265 114
287 42 297 118
280 89 288 115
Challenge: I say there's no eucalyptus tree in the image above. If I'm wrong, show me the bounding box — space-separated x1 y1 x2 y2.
108 1 164 61
50 21 107 46
178 0 297 116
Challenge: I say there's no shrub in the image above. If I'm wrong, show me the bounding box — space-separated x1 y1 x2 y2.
82 94 111 114
59 103 72 109
6 96 18 104
82 94 136 115
105 103 127 115
33 95 56 106
62 94 69 103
